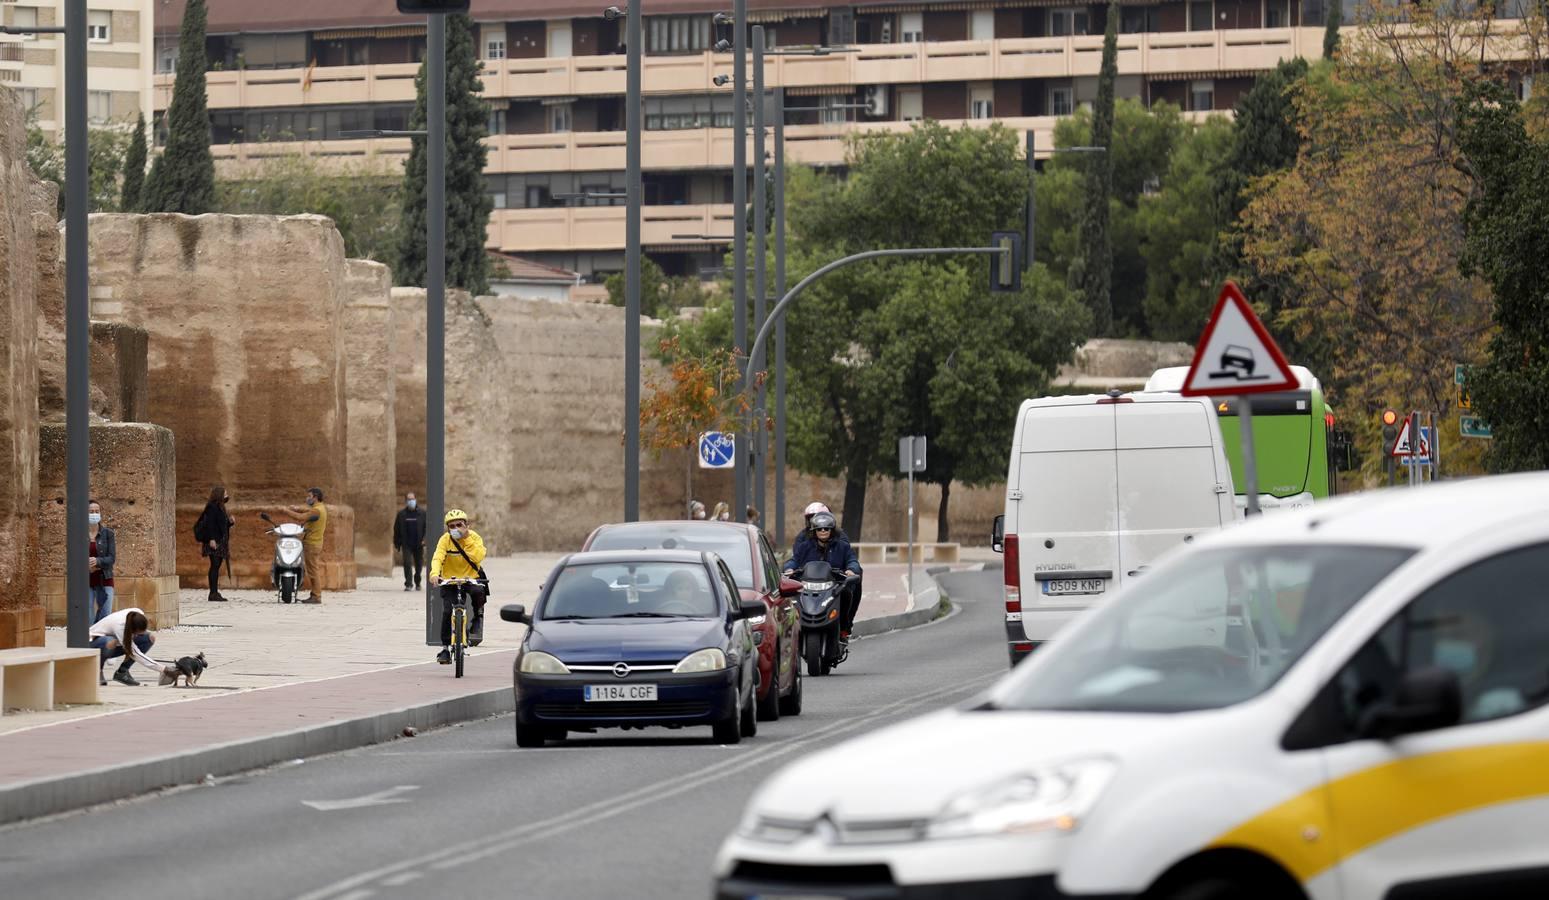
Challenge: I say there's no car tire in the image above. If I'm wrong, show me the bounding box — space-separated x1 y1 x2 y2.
515 718 547 749
779 662 803 717
1159 877 1262 900
739 680 758 738
712 688 743 745
756 648 781 722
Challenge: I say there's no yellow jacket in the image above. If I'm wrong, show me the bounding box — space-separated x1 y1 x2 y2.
430 530 486 581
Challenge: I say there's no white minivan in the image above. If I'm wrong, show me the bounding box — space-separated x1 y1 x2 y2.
993 390 1236 666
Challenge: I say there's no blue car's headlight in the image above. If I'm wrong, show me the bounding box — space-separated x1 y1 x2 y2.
519 651 570 675
673 648 727 673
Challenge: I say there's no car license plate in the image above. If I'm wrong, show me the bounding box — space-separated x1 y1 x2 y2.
1043 578 1104 595
583 683 658 702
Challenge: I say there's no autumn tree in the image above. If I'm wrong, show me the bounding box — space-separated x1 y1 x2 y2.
640 337 755 506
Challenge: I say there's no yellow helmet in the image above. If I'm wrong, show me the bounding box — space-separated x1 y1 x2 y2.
444 508 469 525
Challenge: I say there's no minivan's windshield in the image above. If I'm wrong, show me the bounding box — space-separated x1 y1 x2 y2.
992 544 1415 713
542 562 721 620
588 524 755 588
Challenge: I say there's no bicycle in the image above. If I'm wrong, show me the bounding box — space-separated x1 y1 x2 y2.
440 577 482 678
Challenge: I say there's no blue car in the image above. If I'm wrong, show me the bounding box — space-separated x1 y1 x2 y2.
500 549 766 748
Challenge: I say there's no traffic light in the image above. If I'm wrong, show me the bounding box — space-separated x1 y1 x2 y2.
396 0 470 13
1381 409 1399 451
989 231 1022 293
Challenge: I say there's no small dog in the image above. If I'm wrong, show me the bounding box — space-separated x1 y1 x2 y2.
159 652 207 687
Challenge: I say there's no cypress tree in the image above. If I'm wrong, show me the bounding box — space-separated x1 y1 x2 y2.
120 113 147 212
140 0 214 213
396 13 492 296
1323 0 1342 59
1069 0 1119 335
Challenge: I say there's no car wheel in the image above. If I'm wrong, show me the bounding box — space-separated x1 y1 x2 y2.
779 662 803 717
739 679 758 738
515 718 547 749
1158 877 1262 900
712 688 743 745
756 648 781 722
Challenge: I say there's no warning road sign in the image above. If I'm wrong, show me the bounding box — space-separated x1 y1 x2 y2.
1390 416 1432 461
1180 282 1299 398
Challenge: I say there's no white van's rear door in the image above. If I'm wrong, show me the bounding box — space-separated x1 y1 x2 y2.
1114 399 1228 590
1016 402 1119 634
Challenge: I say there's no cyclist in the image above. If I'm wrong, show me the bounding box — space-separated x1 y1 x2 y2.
430 508 488 665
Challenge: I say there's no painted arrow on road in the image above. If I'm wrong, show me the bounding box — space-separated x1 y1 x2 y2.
303 785 419 811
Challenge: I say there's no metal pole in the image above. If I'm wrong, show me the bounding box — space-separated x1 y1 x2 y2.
624 1 643 521
907 449 915 606
1239 396 1260 516
752 27 767 528
425 13 446 645
65 0 89 648
1025 130 1035 271
732 0 749 524
774 87 787 551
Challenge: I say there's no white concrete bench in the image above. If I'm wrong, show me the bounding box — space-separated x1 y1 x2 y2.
0 647 101 714
854 543 961 565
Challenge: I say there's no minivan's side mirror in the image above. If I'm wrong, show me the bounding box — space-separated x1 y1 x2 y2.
500 603 532 625
736 599 767 620
991 515 1005 554
1357 666 1463 740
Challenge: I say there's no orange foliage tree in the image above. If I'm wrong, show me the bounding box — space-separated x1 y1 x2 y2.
639 337 764 507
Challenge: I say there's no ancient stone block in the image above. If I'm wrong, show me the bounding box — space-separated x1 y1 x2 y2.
344 260 396 576
89 321 149 423
0 87 43 648
86 213 356 589
36 423 179 628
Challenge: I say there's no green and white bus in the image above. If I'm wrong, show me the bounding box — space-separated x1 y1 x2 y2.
1145 365 1348 511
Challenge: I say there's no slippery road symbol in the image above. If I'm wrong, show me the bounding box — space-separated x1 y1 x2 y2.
1210 345 1269 382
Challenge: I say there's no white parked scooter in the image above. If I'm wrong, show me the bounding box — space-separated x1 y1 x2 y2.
258 512 306 604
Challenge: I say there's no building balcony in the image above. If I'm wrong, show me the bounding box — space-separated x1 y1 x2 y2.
165 28 1336 113
486 203 737 254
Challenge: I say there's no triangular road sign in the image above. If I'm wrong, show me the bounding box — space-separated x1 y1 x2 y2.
1391 416 1415 457
1180 282 1299 397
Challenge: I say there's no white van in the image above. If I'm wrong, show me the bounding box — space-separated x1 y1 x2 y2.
993 390 1235 666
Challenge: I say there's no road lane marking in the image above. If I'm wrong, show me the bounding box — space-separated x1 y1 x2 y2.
302 786 419 811
295 672 1000 900
380 873 422 887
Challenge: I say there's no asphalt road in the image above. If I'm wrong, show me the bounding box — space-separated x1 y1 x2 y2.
0 574 1005 900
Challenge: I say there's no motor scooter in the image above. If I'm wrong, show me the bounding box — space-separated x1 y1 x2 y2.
796 561 856 676
258 512 306 604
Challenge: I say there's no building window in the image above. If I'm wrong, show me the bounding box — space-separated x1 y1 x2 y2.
485 37 506 60
1121 6 1158 32
491 191 508 210
1189 0 1215 31
644 95 733 130
898 88 923 122
17 87 39 114
547 22 572 58
1190 79 1214 111
1050 86 1074 116
88 90 112 124
970 84 993 119
647 16 712 53
899 12 923 42
88 10 111 43
1049 8 1090 36
157 44 178 72
15 6 39 40
970 9 995 40
526 185 552 208
1264 0 1291 27
488 108 507 135
549 103 572 133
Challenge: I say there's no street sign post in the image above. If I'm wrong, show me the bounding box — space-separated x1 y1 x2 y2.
699 432 736 469
1461 415 1493 439
898 436 927 603
1180 282 1299 516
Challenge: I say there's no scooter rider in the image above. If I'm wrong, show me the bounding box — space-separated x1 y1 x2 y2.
784 511 862 642
791 501 851 558
431 508 488 665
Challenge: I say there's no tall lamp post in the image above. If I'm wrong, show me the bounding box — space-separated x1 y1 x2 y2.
604 3 643 522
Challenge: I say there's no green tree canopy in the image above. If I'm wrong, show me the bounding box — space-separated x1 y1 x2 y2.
605 255 713 320
214 152 401 263
120 113 147 212
141 0 214 213
1138 116 1236 341
1067 0 1120 336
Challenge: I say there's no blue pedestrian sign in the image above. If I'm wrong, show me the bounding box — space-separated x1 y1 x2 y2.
698 432 736 470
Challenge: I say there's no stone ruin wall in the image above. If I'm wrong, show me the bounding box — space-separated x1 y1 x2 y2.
87 214 356 591
0 87 42 647
344 260 396 576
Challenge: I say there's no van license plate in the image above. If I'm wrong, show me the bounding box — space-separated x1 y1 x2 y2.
584 684 658 702
1044 579 1103 595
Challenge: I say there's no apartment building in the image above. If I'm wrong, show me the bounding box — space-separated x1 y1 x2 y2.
2 0 155 137
152 0 1363 280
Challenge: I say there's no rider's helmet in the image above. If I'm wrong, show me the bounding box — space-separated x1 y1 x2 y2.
444 508 468 525
810 511 837 535
803 501 829 527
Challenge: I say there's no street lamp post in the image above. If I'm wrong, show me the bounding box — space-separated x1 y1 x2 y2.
773 86 787 549
425 12 447 645
731 0 749 524
1025 132 1106 270
751 26 767 527
623 2 643 522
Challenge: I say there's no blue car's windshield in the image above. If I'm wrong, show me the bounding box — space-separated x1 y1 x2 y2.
588 524 755 588
542 562 720 620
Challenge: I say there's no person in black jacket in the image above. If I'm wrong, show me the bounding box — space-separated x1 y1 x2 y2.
784 511 864 642
194 485 233 602
87 499 118 623
393 492 429 591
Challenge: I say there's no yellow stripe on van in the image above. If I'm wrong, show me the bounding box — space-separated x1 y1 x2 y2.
1210 741 1549 883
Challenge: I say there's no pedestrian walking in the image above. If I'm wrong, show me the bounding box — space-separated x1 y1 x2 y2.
194 485 233 602
393 492 428 592
284 487 328 604
688 500 706 520
712 501 731 521
87 499 117 623
90 607 174 687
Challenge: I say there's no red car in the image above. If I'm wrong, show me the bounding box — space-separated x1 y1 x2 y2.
583 521 803 720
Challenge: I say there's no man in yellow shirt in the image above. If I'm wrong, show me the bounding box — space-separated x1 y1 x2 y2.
430 508 487 664
285 487 329 604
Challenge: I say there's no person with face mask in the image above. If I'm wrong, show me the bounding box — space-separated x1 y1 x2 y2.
284 488 329 604
393 492 428 592
194 485 233 602
430 509 488 664
86 499 117 623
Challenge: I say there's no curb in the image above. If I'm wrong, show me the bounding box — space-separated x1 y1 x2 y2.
851 566 952 638
0 686 514 827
